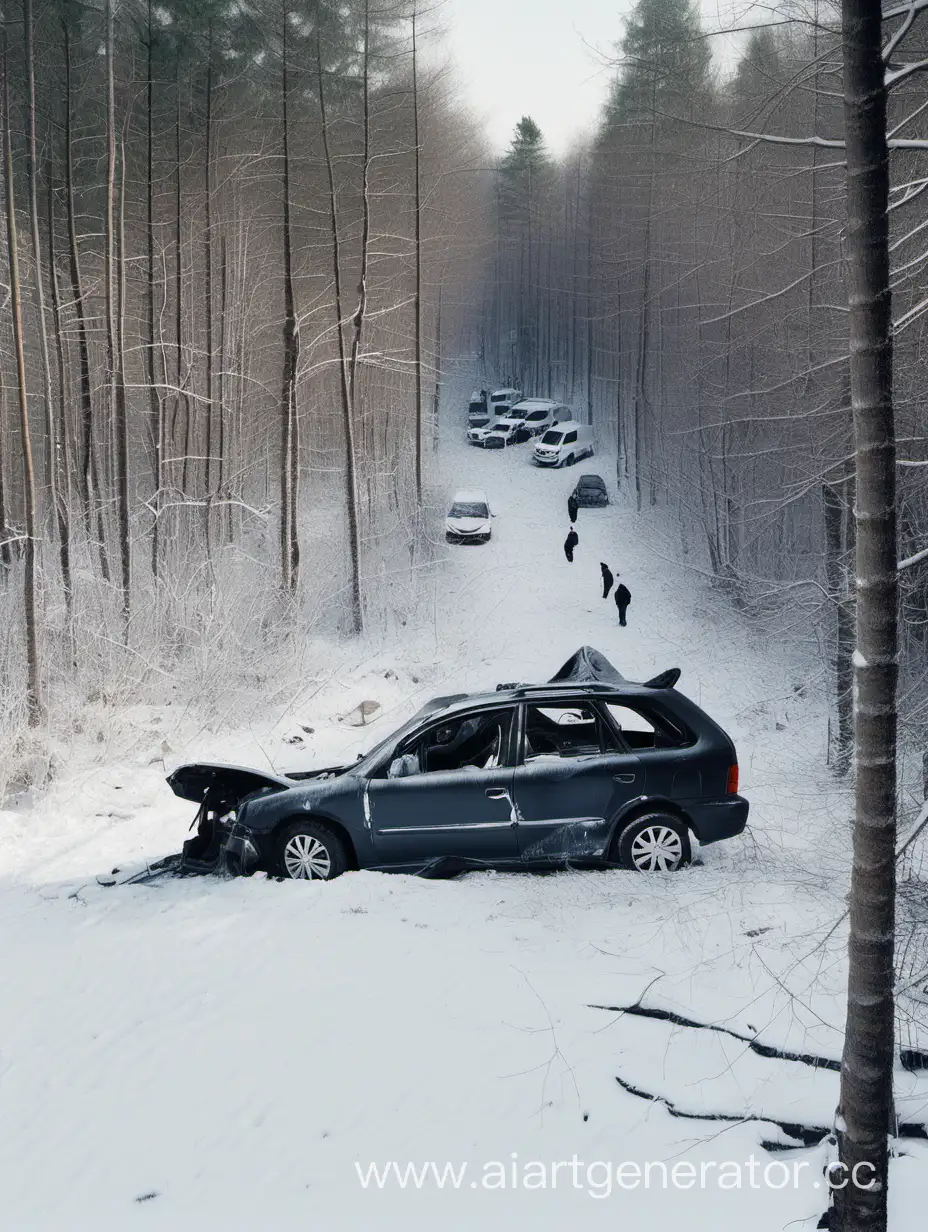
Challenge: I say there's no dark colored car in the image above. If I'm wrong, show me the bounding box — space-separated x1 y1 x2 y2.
572 474 609 507
166 648 748 881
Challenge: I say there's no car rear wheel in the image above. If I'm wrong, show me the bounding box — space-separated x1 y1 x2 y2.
614 813 691 872
272 820 348 880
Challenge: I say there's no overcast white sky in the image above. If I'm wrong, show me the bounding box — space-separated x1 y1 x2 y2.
443 0 748 158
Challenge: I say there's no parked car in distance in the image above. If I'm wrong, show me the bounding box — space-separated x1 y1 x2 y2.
488 387 522 417
480 418 532 449
572 473 609 507
165 646 748 880
510 399 572 436
468 390 490 427
446 489 492 543
532 422 594 467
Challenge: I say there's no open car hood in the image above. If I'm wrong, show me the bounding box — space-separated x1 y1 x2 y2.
166 761 350 805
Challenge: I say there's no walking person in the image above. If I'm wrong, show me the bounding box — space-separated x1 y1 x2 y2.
567 490 579 524
600 562 614 600
564 525 579 563
614 580 631 626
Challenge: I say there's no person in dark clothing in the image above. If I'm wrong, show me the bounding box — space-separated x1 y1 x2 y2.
567 492 579 523
600 562 614 600
564 526 579 563
614 582 631 626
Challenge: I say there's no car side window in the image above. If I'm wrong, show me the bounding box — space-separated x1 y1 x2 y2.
397 710 512 776
604 703 688 750
522 704 618 761
564 430 577 444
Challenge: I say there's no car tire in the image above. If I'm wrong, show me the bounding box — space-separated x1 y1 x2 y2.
563 454 575 468
614 813 691 872
271 820 349 881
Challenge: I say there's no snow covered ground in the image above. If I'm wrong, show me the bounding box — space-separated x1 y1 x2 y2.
2 383 928 1230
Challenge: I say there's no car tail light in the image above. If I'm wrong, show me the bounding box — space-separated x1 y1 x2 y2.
727 764 739 794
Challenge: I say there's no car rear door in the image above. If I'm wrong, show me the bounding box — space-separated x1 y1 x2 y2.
367 707 519 866
511 699 642 862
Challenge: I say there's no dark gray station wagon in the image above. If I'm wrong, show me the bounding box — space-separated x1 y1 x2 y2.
167 649 748 880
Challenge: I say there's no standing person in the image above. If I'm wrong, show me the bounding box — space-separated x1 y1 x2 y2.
564 525 579 563
567 490 579 524
614 581 631 626
600 562 614 600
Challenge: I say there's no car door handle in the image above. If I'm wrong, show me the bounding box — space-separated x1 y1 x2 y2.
485 787 509 799
613 773 636 783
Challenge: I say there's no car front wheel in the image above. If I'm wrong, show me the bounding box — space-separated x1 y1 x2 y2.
272 820 349 880
614 813 691 872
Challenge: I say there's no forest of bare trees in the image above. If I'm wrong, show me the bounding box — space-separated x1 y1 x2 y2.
484 0 928 799
0 0 488 759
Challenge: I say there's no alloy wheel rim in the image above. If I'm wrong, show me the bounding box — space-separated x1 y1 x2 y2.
629 826 683 872
284 834 332 879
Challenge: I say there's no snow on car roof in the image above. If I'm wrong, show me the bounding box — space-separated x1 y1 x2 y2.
512 398 557 409
451 489 488 503
491 387 520 396
488 418 520 428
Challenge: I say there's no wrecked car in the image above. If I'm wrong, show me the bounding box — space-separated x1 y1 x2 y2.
160 647 749 881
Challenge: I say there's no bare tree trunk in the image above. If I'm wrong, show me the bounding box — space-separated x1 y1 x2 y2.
202 22 215 555
278 4 299 595
105 0 130 625
432 275 442 448
411 8 423 502
317 28 362 633
23 0 55 538
146 0 164 579
833 1 898 1227
45 158 73 621
63 18 108 579
3 20 43 724
174 68 190 499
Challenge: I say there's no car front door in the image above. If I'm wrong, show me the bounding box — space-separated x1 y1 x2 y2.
367 708 519 866
511 700 642 862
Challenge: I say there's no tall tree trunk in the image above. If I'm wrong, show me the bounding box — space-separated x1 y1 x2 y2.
278 4 299 595
345 0 373 625
45 157 73 623
411 8 423 502
105 0 130 625
432 275 442 448
23 0 56 541
833 1 898 1228
174 66 190 499
64 18 108 579
3 20 43 724
317 28 362 633
202 22 215 554
147 0 164 579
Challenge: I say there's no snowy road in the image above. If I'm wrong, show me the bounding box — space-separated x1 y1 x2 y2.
2 393 927 1229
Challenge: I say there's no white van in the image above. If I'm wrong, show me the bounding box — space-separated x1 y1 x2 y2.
509 398 571 437
489 387 522 417
531 421 594 468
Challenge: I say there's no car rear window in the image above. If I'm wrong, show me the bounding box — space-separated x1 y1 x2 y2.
604 703 690 750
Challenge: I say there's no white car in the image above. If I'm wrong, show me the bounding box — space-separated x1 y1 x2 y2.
467 422 500 446
479 418 531 449
445 490 492 544
509 399 572 436
531 422 595 467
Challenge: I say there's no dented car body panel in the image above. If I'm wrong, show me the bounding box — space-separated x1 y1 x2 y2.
166 648 749 877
